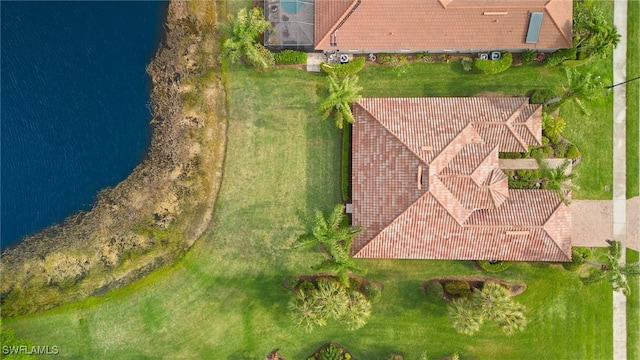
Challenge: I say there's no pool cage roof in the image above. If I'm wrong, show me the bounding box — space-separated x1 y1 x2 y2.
264 0 314 49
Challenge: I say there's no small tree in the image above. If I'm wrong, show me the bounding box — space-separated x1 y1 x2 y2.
581 240 640 295
292 204 363 285
318 74 362 129
220 7 274 70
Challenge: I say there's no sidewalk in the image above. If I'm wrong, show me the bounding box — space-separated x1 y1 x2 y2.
611 1 628 359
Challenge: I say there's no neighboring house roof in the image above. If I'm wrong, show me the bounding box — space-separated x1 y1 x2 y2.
351 97 572 261
315 0 573 52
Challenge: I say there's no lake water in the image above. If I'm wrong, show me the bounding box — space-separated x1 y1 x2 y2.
1 1 168 248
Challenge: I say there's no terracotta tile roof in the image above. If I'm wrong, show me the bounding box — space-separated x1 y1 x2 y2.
315 0 572 52
351 97 571 261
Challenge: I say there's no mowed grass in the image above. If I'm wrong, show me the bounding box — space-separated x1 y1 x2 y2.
628 249 640 360
4 63 614 359
627 0 640 198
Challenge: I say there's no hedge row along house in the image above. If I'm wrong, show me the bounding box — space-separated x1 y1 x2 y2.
266 0 573 53
350 98 572 261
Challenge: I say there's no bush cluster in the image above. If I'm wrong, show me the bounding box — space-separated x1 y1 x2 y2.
520 49 537 65
473 52 513 74
555 141 570 158
274 49 307 64
545 48 577 66
477 260 513 273
320 57 366 77
363 282 382 304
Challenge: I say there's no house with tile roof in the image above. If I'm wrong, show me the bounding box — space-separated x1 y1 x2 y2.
313 0 573 53
351 97 572 261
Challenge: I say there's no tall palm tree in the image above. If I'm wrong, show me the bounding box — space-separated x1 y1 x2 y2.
318 74 363 129
535 155 577 205
559 68 604 116
582 240 640 295
220 7 274 70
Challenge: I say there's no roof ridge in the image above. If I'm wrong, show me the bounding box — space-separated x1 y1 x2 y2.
354 192 435 258
502 101 531 151
356 99 432 165
315 0 360 49
542 200 572 261
468 145 499 187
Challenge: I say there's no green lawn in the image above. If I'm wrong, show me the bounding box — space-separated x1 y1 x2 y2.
628 249 640 360
4 64 614 359
627 0 640 198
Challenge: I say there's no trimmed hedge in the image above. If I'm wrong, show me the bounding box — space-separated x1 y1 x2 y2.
424 282 444 301
444 280 471 296
473 52 513 74
477 260 513 273
320 57 366 77
530 88 561 105
545 48 577 67
341 125 351 201
274 49 307 64
566 144 580 159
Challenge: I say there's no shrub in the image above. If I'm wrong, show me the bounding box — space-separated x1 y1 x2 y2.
461 57 474 71
546 132 561 144
274 49 307 64
563 249 588 271
418 51 432 62
542 146 554 157
542 136 550 145
385 355 404 360
499 152 522 159
521 49 537 65
530 88 561 105
566 144 580 159
535 52 547 62
348 276 361 290
298 280 316 292
545 48 577 66
320 57 366 77
473 52 513 74
363 282 382 304
444 280 472 296
555 141 570 158
424 282 444 301
477 260 513 273
439 53 452 63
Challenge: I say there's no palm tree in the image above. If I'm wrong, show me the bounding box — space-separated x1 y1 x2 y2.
559 68 604 116
582 240 640 295
340 290 372 331
318 74 363 129
448 297 483 335
535 155 577 205
541 113 566 140
573 1 620 59
293 205 363 283
220 8 274 70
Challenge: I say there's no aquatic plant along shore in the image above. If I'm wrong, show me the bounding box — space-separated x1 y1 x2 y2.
0 0 227 316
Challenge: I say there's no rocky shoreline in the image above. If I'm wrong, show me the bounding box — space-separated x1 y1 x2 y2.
1 0 227 316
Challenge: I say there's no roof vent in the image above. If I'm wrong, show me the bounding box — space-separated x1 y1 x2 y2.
417 166 423 190
421 146 433 151
526 12 544 44
483 11 508 15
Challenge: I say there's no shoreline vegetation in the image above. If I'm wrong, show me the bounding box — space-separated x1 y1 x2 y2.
0 0 226 316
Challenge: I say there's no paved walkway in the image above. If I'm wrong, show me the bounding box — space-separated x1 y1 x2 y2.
571 197 639 251
612 1 628 359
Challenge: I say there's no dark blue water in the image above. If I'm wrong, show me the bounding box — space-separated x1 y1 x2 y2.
1 1 168 248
